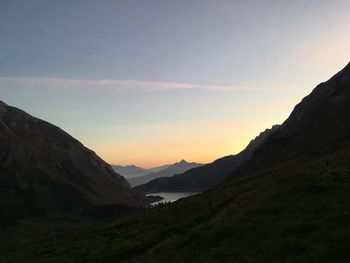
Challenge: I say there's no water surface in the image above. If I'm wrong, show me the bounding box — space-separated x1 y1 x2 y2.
147 192 199 205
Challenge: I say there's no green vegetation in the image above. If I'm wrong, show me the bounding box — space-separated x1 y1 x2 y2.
2 148 350 262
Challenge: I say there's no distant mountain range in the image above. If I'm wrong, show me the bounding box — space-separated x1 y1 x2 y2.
111 165 149 178
112 164 171 179
134 125 279 193
0 101 146 223
128 160 203 187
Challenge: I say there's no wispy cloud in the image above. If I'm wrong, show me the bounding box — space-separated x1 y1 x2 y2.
0 76 290 92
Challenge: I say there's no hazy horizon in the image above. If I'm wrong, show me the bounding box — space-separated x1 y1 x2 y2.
1 0 349 167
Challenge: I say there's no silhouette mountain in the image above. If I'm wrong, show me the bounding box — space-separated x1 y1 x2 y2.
135 62 350 195
128 160 203 187
134 125 280 193
112 164 172 179
0 101 146 221
229 61 350 177
112 165 149 178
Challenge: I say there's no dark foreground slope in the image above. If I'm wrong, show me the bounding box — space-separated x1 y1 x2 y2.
135 125 279 193
0 101 146 223
4 146 350 262
2 62 350 262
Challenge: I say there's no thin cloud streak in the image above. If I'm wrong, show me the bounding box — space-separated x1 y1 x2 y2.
0 76 291 92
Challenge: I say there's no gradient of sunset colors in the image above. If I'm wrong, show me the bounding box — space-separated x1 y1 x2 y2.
0 0 349 167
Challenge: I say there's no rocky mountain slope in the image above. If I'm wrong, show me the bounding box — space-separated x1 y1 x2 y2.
0 101 146 222
227 61 350 178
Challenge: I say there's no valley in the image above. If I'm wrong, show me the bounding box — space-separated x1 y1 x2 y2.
1 61 350 262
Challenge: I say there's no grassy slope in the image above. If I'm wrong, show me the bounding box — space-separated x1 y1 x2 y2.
2 145 350 262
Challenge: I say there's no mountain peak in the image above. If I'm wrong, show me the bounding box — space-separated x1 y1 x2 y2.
178 159 188 164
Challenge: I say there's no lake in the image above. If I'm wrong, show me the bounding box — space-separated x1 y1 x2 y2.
147 192 199 205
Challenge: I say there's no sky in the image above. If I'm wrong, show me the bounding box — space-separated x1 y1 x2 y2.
0 0 349 167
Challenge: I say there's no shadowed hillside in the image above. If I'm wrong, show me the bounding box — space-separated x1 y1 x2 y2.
226 61 350 179
0 101 147 225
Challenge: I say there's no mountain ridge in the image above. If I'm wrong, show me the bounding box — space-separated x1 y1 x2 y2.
135 125 280 193
128 160 203 187
112 165 149 178
228 61 350 179
0 101 147 222
112 164 173 178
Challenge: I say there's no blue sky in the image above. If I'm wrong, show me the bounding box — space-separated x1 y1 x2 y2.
0 0 349 166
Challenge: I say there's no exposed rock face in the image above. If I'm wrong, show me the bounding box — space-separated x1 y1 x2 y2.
238 125 280 161
134 125 280 193
230 61 350 176
281 61 350 144
0 101 146 220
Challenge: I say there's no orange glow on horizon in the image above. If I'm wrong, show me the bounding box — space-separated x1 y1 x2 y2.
85 118 285 169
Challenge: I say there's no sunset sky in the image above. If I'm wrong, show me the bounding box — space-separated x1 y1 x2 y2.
0 0 349 167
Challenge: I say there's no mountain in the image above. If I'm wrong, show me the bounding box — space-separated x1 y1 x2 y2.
128 160 203 187
3 62 350 262
111 164 172 179
229 61 350 176
134 125 279 193
111 165 149 178
0 101 147 223
147 164 172 173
